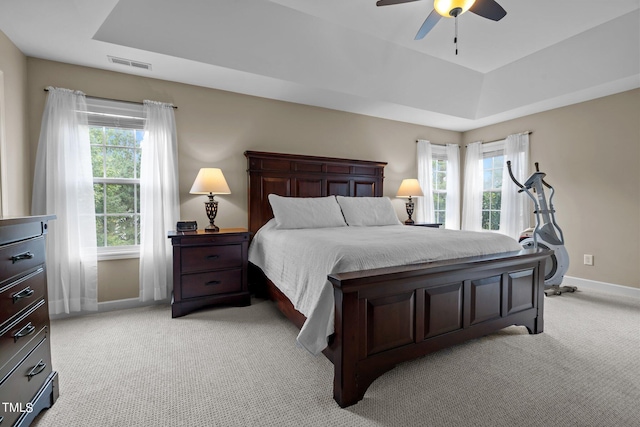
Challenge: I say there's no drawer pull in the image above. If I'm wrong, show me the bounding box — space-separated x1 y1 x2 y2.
206 280 221 286
26 359 47 381
13 322 36 342
11 251 35 263
206 255 219 260
12 287 35 303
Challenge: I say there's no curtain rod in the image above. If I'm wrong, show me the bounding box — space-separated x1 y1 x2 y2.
472 131 532 145
43 88 177 109
416 131 531 146
415 141 449 146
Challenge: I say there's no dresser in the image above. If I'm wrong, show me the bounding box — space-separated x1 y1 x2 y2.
0 216 57 426
168 228 251 318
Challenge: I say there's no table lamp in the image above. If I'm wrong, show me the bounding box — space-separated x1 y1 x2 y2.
189 168 231 232
396 179 424 225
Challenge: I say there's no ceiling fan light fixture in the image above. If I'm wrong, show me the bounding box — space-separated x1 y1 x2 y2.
434 0 476 18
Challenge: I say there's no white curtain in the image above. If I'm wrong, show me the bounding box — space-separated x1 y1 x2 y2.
499 133 530 238
139 100 180 302
461 141 483 231
32 87 98 314
416 140 434 223
444 144 461 230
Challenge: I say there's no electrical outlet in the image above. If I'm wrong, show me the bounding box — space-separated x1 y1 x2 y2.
583 254 594 266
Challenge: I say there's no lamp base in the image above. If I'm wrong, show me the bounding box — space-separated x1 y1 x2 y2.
404 197 415 225
204 194 220 232
204 224 220 232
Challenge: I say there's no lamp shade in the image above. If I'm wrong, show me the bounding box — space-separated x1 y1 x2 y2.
396 179 424 198
189 168 231 195
434 0 476 17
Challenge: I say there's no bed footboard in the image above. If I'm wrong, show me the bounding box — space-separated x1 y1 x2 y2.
328 249 548 407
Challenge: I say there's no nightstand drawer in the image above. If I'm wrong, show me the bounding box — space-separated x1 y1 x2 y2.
0 268 46 326
0 299 48 373
181 269 243 299
181 244 242 273
0 237 45 284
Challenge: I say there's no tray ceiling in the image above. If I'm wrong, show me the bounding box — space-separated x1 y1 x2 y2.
0 0 638 131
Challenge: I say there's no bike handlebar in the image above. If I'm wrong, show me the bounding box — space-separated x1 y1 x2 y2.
506 160 524 189
509 160 554 191
535 162 553 189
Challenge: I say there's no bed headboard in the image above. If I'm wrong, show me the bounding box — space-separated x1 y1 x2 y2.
245 151 387 235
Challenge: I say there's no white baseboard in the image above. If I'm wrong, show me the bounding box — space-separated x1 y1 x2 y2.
98 297 169 312
50 297 169 320
563 276 640 300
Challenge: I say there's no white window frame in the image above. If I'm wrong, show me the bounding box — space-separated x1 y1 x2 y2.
86 98 145 260
480 140 505 231
431 145 448 225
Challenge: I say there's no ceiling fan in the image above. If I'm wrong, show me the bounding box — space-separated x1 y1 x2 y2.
376 0 507 53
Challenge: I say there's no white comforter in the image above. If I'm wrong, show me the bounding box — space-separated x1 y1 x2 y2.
248 220 523 355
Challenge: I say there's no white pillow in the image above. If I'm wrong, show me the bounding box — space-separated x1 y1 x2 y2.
336 196 401 226
268 194 347 229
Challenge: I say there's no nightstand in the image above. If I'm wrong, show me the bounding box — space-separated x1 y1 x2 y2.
406 223 443 228
168 228 251 318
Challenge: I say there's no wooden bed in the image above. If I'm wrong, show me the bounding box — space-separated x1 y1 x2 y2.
245 150 549 408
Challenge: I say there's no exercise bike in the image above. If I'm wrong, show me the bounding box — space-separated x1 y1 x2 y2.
506 162 575 296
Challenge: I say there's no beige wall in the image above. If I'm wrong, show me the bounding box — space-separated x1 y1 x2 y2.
462 89 640 288
18 57 640 300
26 58 461 301
0 31 30 215
97 259 139 302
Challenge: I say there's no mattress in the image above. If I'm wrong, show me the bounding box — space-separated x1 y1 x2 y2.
248 220 523 355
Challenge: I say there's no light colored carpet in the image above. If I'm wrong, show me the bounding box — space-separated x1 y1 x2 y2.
33 289 640 427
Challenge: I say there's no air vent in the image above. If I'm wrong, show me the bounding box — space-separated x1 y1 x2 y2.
107 56 152 71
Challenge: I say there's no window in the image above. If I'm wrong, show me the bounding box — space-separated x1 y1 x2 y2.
417 141 460 229
91 127 143 247
482 150 504 231
86 98 145 256
432 155 447 225
462 136 529 234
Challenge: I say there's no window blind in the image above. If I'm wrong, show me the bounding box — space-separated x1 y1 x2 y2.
84 97 145 129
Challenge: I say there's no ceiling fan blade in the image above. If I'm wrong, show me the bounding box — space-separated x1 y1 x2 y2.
415 9 441 40
469 0 507 21
376 0 421 6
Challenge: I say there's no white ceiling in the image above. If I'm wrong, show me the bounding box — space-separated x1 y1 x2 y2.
1 0 638 131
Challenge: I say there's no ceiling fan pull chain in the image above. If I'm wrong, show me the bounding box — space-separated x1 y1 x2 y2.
454 16 459 55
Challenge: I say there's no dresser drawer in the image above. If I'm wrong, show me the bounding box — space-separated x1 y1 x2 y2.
0 334 52 427
181 244 242 273
0 268 46 326
0 325 47 384
0 220 44 247
0 299 48 373
0 237 45 284
181 268 243 299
